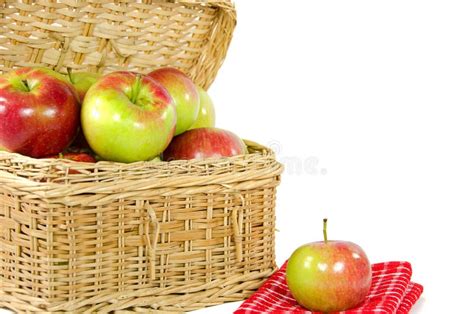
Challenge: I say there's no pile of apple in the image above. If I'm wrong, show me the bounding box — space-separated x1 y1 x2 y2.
0 67 247 163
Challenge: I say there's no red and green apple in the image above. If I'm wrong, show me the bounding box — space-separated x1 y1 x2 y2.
148 67 199 135
286 219 372 312
81 71 176 163
0 67 80 158
163 127 246 161
190 86 215 129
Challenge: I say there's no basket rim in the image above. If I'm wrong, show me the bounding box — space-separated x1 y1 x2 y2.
0 139 283 196
0 139 272 168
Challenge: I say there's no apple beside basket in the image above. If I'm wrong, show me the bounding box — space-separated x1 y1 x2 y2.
0 1 283 313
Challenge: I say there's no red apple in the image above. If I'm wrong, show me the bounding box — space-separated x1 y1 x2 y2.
189 86 216 129
286 219 372 312
46 152 96 174
148 67 200 135
163 127 246 161
0 67 80 158
49 152 96 163
81 71 176 163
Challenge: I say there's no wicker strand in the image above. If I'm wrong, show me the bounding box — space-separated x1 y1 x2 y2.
231 194 244 262
48 32 70 71
145 201 160 281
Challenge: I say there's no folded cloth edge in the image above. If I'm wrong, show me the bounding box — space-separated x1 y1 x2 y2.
234 261 424 314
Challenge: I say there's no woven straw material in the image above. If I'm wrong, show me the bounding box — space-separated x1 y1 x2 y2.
0 1 283 312
0 0 236 89
0 141 283 313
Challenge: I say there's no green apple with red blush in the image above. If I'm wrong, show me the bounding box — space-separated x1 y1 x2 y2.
65 69 101 149
66 69 101 103
286 219 372 312
148 67 200 135
0 67 80 158
189 86 215 129
163 127 246 161
81 71 176 163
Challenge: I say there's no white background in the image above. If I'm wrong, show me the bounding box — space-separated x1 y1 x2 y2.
198 0 474 313
2 1 473 313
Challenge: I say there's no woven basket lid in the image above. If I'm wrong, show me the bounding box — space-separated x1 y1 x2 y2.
0 0 236 89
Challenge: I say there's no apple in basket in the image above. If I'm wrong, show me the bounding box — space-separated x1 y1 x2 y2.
286 219 372 312
65 70 101 149
45 152 96 175
0 67 80 158
189 86 216 129
163 127 247 161
81 71 177 163
148 67 200 135
65 69 101 103
48 152 96 163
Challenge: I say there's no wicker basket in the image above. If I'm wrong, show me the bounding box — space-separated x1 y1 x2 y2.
0 1 283 313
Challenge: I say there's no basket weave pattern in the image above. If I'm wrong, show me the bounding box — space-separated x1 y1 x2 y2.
0 0 236 89
0 1 283 313
0 142 282 312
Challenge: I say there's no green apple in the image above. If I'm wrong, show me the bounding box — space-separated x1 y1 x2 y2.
190 87 215 129
66 70 101 149
148 67 200 135
66 70 101 102
81 71 177 163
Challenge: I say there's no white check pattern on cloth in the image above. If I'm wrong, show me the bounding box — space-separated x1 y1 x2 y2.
234 261 423 314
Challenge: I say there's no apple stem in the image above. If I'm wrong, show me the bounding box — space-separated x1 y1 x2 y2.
323 218 328 244
130 74 142 104
21 80 30 92
66 67 73 84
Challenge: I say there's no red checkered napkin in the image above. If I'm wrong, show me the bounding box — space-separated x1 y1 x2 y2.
235 261 423 314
